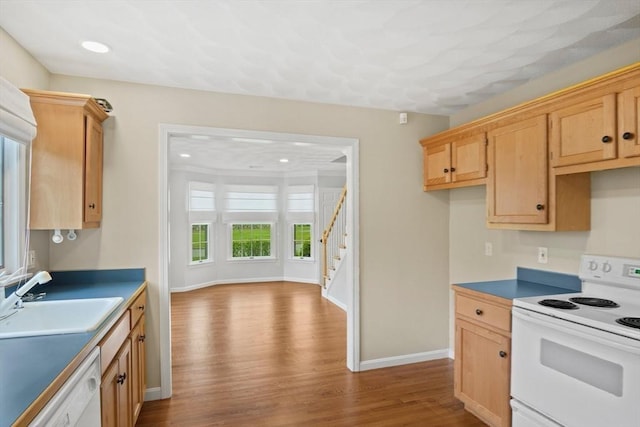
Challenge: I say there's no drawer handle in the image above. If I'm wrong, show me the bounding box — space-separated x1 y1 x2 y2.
601 135 612 143
138 305 145 311
117 372 127 385
622 132 634 140
139 334 146 343
475 309 483 316
88 203 96 209
499 351 508 358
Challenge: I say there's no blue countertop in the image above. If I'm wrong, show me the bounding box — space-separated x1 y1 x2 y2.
0 269 146 427
453 267 581 300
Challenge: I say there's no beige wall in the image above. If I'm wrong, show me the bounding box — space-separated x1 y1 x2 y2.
40 74 450 387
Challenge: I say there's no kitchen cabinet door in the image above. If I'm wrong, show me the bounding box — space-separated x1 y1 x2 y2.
130 315 146 424
619 85 640 158
424 142 451 187
550 94 617 167
451 133 487 183
487 115 548 225
101 339 132 427
84 114 104 224
455 319 511 427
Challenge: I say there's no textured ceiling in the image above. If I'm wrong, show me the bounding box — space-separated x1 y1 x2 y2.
1 0 639 171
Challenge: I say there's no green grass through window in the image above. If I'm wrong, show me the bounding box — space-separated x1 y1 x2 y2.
293 224 311 258
232 224 271 257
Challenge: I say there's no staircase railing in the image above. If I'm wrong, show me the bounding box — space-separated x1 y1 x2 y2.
321 185 347 288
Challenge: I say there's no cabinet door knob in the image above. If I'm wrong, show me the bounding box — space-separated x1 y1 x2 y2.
450 167 456 172
443 168 449 173
536 204 544 211
88 203 96 209
601 135 612 143
475 309 483 315
138 305 145 311
117 372 127 385
139 334 146 343
499 351 507 358
622 132 634 140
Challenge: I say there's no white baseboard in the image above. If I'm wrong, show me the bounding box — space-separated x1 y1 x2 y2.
359 349 449 371
326 293 347 311
170 277 284 293
448 348 454 359
144 387 163 401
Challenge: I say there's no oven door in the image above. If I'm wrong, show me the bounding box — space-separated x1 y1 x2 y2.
511 307 640 427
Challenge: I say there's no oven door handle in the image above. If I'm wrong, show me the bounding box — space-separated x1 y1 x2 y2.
513 308 640 356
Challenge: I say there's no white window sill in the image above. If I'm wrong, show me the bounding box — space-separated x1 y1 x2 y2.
226 257 277 263
289 257 315 263
188 260 213 267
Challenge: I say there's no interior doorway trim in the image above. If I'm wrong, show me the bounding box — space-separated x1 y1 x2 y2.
158 124 360 398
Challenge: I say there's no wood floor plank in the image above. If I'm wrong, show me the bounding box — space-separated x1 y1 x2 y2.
136 282 484 426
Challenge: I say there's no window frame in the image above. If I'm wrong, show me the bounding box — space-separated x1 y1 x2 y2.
189 222 212 265
228 222 276 261
290 222 313 261
0 136 27 279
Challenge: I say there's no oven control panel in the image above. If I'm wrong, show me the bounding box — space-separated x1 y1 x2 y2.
628 266 640 279
580 255 640 287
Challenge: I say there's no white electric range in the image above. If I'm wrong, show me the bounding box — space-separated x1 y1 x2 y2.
510 254 640 427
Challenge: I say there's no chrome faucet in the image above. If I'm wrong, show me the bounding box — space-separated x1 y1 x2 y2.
0 271 52 317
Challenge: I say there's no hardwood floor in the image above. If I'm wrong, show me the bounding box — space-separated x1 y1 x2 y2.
137 282 484 426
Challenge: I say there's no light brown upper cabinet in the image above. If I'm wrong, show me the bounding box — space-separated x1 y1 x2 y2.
550 82 640 174
421 132 487 190
419 62 638 231
619 85 640 159
487 115 549 225
550 94 617 167
23 89 109 230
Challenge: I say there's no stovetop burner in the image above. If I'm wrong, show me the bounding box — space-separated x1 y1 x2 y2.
569 297 620 308
538 299 578 309
616 317 640 329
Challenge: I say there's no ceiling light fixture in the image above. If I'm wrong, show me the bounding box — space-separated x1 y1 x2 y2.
81 40 110 53
180 153 191 158
231 137 273 144
280 158 289 163
190 135 211 140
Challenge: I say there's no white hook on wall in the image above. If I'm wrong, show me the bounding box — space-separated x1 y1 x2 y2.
52 229 63 244
67 230 77 241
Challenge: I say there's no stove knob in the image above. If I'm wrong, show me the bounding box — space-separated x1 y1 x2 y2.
588 260 598 271
602 262 612 273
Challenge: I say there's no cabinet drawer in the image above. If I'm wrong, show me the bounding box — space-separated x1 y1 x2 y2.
456 294 511 332
130 290 147 327
99 311 131 375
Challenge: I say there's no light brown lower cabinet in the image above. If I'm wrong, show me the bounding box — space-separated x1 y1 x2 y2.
101 339 132 427
453 286 512 427
100 288 147 427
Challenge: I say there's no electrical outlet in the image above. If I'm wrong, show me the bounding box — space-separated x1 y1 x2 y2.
485 242 493 256
538 247 548 264
28 250 37 268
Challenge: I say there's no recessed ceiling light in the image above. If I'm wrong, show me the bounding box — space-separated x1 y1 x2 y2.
190 135 210 140
81 40 110 53
180 153 191 158
280 158 289 163
231 137 273 144
293 142 313 147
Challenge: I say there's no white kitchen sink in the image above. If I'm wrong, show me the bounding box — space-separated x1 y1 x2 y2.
0 297 123 339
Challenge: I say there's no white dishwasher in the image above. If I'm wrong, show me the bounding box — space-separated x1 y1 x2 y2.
30 347 101 426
